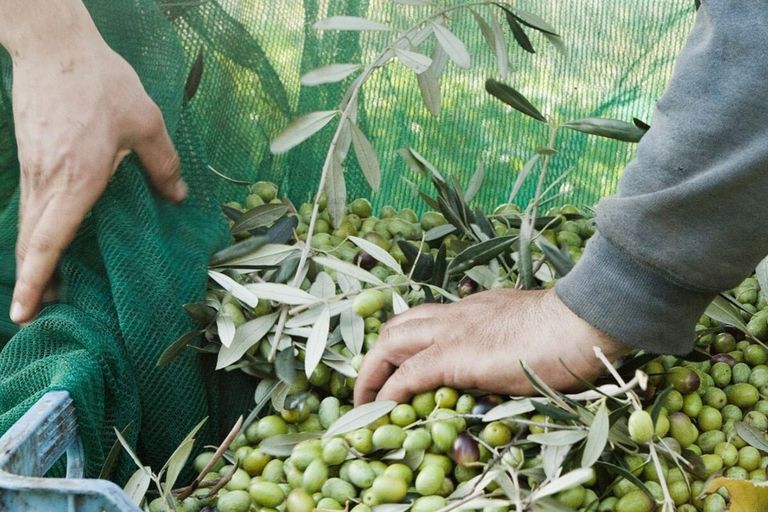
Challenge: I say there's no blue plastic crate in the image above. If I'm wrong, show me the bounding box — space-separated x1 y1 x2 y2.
0 391 140 511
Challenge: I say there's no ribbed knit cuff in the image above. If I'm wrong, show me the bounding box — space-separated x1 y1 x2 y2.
554 234 716 355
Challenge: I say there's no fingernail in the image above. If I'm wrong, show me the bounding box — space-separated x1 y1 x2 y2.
10 301 23 323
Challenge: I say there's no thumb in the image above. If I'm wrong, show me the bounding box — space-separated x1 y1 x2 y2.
132 108 187 203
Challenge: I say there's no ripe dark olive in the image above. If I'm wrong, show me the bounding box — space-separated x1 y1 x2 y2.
665 367 700 394
457 277 478 298
355 251 377 270
451 433 479 466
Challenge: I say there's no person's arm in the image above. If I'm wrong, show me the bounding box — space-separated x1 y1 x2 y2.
0 0 187 324
354 0 768 404
555 0 768 355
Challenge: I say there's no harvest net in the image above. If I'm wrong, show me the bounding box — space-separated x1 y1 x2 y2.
0 0 694 479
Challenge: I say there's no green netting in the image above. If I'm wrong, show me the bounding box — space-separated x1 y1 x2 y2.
0 0 694 480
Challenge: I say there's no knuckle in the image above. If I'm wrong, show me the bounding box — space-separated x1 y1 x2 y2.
28 232 60 255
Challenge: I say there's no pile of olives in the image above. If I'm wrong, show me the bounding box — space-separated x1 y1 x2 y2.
161 183 768 512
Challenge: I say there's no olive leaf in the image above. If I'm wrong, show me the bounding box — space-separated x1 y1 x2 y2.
397 240 434 282
431 23 471 69
394 48 432 74
216 313 236 348
324 400 398 438
314 16 392 32
310 271 336 298
114 427 146 472
208 271 260 308
160 417 207 493
527 430 588 446
540 443 571 482
123 466 152 506
485 79 547 123
259 433 323 457
325 155 347 227
230 204 289 234
563 118 647 143
509 154 540 203
349 236 402 274
210 236 270 266
276 347 297 384
536 235 575 277
286 300 352 328
756 256 768 303
392 292 410 315
736 422 768 452
99 422 135 480
581 402 609 468
313 256 384 286
305 305 331 377
270 110 338 155
530 468 596 501
301 63 361 86
416 44 447 115
498 6 535 54
244 283 316 305
470 9 496 59
705 294 749 333
483 398 541 421
340 307 364 356
216 312 279 370
347 123 382 193
157 330 203 367
464 161 485 204
336 273 362 294
444 235 517 283
183 48 204 104
425 224 456 242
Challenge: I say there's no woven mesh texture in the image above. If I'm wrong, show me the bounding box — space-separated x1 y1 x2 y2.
0 0 694 480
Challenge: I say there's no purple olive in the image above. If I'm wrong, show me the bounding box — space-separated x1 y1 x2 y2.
665 366 700 395
471 395 503 417
710 353 736 367
451 433 479 466
458 277 479 298
356 251 377 270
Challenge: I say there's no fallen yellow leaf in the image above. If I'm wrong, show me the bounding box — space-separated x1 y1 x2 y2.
704 477 768 512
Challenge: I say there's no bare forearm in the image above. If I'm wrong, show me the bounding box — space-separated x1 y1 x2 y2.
0 0 101 60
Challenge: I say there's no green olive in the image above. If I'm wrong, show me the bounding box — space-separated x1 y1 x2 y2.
434 387 459 409
389 404 417 427
403 428 432 451
627 410 654 444
480 421 512 447
249 480 285 508
347 460 376 489
242 449 271 476
345 428 374 454
555 485 586 509
192 451 225 474
726 382 760 407
321 477 357 505
372 424 407 451
321 437 349 465
349 198 373 218
352 289 386 317
261 459 284 483
286 488 315 512
415 464 445 495
614 490 655 512
383 463 413 485
411 391 437 419
370 475 408 503
430 421 458 453
411 496 446 512
302 459 329 493
217 490 252 512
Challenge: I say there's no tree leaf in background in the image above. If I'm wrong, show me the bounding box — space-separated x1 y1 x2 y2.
543 33 567 57
633 117 651 130
431 23 471 69
417 44 448 115
231 204 289 234
563 117 647 143
464 161 484 203
395 48 432 74
324 401 398 438
340 308 364 355
470 9 497 60
305 306 331 377
487 11 510 80
485 79 547 123
314 16 392 31
183 303 217 326
508 154 540 203
509 9 559 35
183 48 204 104
498 7 535 53
270 110 338 154
581 402 609 468
325 155 347 227
301 63 361 86
349 122 382 192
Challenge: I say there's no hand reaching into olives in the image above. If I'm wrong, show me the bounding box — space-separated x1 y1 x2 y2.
354 288 632 405
1 0 187 324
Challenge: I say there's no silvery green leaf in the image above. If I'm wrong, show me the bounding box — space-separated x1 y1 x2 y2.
222 244 299 267
464 266 498 291
757 256 768 302
244 283 316 305
254 378 276 405
260 432 322 457
450 469 501 499
534 263 555 282
399 147 445 182
483 398 539 421
416 44 446 115
425 224 456 242
268 334 293 352
485 79 546 123
230 204 289 234
208 271 260 308
349 236 402 274
310 271 337 299
544 33 567 57
271 110 338 154
426 284 459 302
381 448 407 460
283 327 312 338
216 313 279 369
216 313 236 348
286 300 353 328
509 154 540 203
489 11 510 79
305 306 331 377
527 430 587 446
349 122 382 192
511 9 559 35
735 422 768 452
392 292 410 315
301 63 360 86
470 9 495 54
271 381 290 411
325 154 347 227
340 308 364 355
161 417 207 493
324 400 397 438
404 449 425 470
314 16 392 31
325 358 358 378
123 467 152 506
431 23 470 69
114 428 146 472
454 499 511 511
541 443 570 481
563 118 646 143
394 48 432 74
336 273 362 294
314 256 384 285
581 402 609 468
531 468 596 500
705 295 749 332
464 161 484 204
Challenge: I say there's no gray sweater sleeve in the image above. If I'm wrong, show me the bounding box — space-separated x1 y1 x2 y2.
555 1 768 355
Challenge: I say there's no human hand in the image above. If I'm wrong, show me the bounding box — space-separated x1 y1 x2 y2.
354 288 632 405
9 32 186 324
